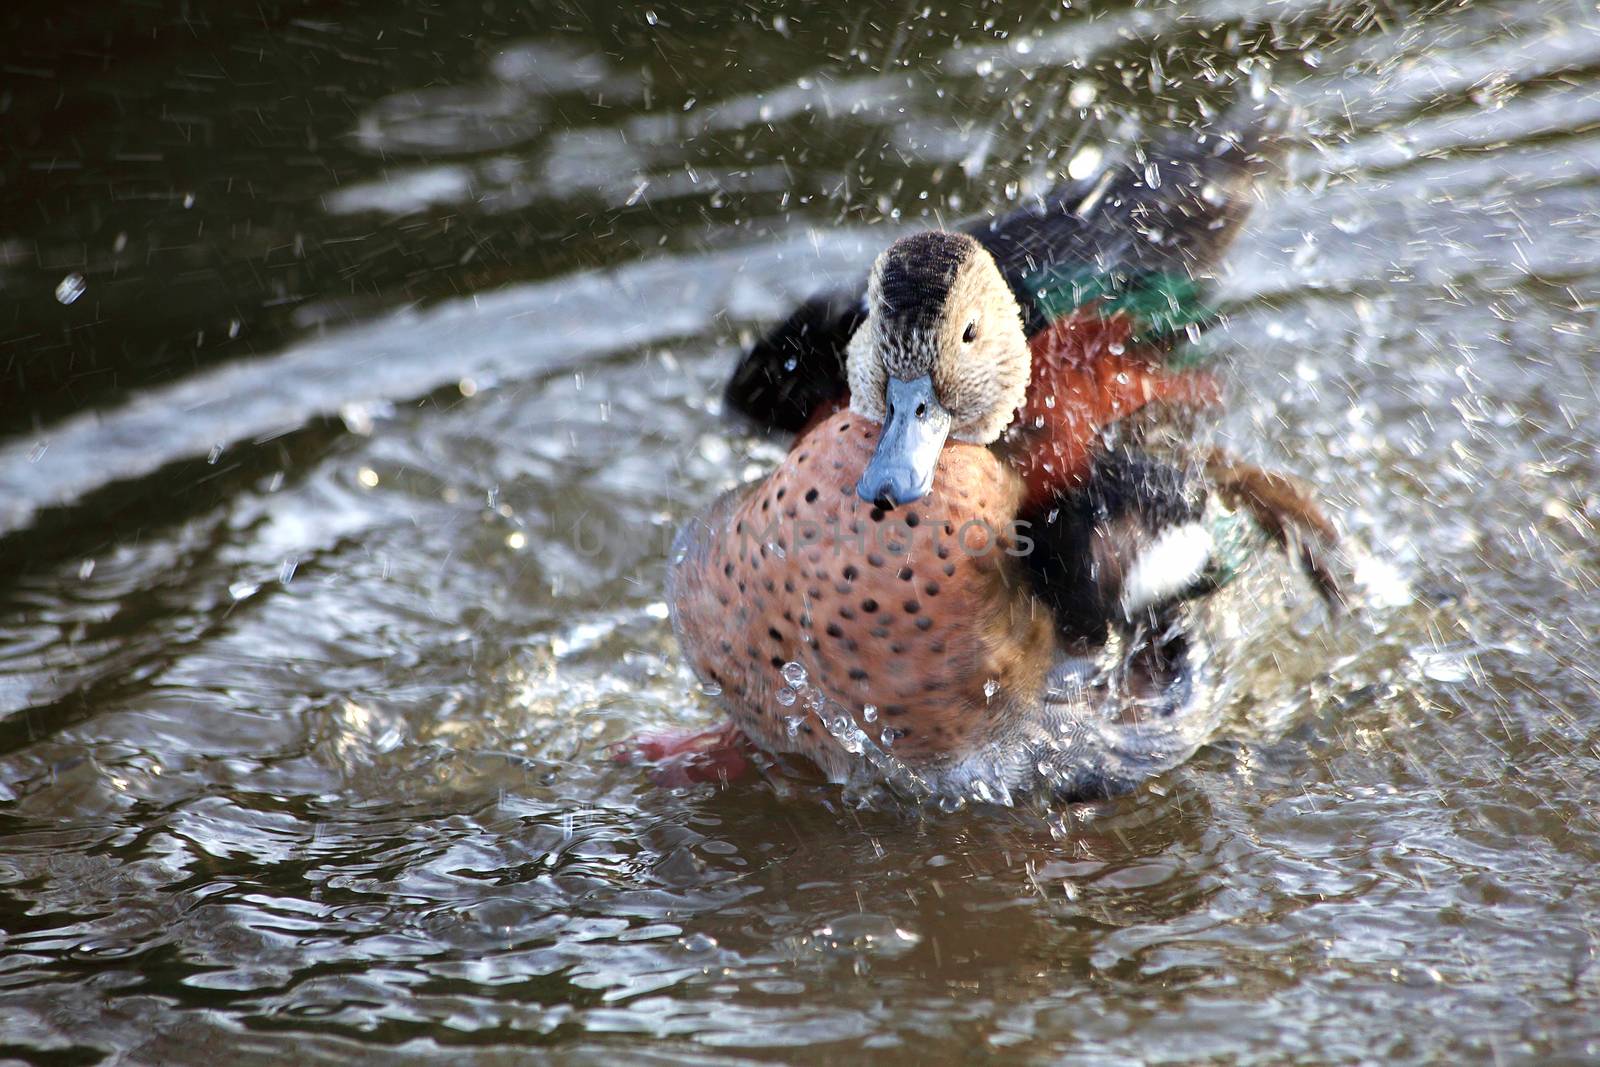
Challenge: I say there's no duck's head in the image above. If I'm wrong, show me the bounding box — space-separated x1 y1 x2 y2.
847 231 1030 508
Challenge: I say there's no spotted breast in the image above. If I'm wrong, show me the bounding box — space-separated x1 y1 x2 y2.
668 410 1056 780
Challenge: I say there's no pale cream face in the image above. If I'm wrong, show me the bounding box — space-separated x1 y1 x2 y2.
847 237 1031 445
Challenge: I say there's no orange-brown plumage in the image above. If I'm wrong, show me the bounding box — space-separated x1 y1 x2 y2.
670 409 1056 779
1004 308 1221 512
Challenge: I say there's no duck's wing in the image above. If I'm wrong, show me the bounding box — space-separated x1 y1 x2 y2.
723 98 1286 435
998 97 1288 503
1023 444 1342 645
721 284 865 436
986 96 1284 342
1024 448 1215 643
1198 447 1345 608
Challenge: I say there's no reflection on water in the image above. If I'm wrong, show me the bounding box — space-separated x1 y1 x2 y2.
2 0 1599 1061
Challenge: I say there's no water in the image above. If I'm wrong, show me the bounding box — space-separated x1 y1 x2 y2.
3 0 1599 1060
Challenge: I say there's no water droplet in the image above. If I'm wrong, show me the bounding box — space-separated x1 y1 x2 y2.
781 662 808 687
1249 62 1272 101
680 932 718 952
1412 648 1470 684
340 403 375 436
55 273 86 305
776 687 797 707
644 9 658 24
862 704 878 723
1067 144 1102 180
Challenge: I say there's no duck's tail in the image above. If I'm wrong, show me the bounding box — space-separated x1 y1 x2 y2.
986 92 1291 345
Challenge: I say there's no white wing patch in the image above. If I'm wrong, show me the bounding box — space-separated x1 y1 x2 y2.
1120 522 1214 617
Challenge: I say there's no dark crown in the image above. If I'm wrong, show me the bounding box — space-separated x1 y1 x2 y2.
876 232 977 331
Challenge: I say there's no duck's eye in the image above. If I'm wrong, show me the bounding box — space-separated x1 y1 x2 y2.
962 320 978 344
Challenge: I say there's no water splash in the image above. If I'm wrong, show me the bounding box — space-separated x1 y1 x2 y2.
54 272 86 305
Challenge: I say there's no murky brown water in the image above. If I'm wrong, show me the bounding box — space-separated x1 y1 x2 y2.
3 0 1598 1061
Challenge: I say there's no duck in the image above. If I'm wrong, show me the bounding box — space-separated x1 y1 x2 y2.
642 100 1341 802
